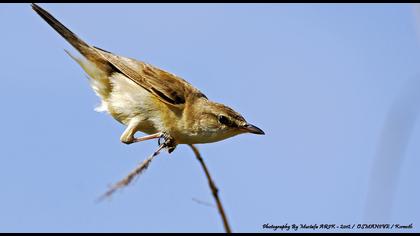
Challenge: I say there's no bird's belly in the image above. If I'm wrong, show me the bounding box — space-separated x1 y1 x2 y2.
102 73 164 133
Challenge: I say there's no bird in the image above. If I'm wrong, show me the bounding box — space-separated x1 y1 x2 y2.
31 3 265 154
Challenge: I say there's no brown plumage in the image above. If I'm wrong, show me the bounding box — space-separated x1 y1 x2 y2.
32 3 264 153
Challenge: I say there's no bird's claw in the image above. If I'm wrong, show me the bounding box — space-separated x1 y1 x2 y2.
158 132 177 154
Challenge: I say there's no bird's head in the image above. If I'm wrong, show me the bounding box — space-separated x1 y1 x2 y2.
189 99 265 143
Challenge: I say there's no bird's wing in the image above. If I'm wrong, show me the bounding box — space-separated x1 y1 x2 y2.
93 47 205 107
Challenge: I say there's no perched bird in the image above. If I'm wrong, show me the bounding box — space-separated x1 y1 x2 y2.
32 4 264 154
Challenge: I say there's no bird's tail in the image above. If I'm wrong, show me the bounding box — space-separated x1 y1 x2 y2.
31 3 109 71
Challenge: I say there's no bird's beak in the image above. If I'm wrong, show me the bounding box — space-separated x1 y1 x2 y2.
242 123 265 135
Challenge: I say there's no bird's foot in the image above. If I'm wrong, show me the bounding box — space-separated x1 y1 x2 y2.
158 132 177 154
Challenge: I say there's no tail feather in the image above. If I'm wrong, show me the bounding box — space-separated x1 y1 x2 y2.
33 4 114 102
32 3 110 72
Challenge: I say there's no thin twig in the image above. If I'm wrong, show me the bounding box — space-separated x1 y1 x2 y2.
97 143 232 232
188 144 232 233
97 144 165 202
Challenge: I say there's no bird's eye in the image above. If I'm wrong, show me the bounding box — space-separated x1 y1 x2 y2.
218 115 231 126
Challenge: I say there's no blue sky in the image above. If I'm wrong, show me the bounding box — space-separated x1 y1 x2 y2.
0 3 419 233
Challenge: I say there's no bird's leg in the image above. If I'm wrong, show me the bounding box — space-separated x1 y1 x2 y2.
120 123 162 144
120 124 176 153
133 133 163 143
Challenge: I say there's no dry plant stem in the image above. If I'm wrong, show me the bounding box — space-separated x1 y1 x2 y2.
98 144 165 201
188 144 232 233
